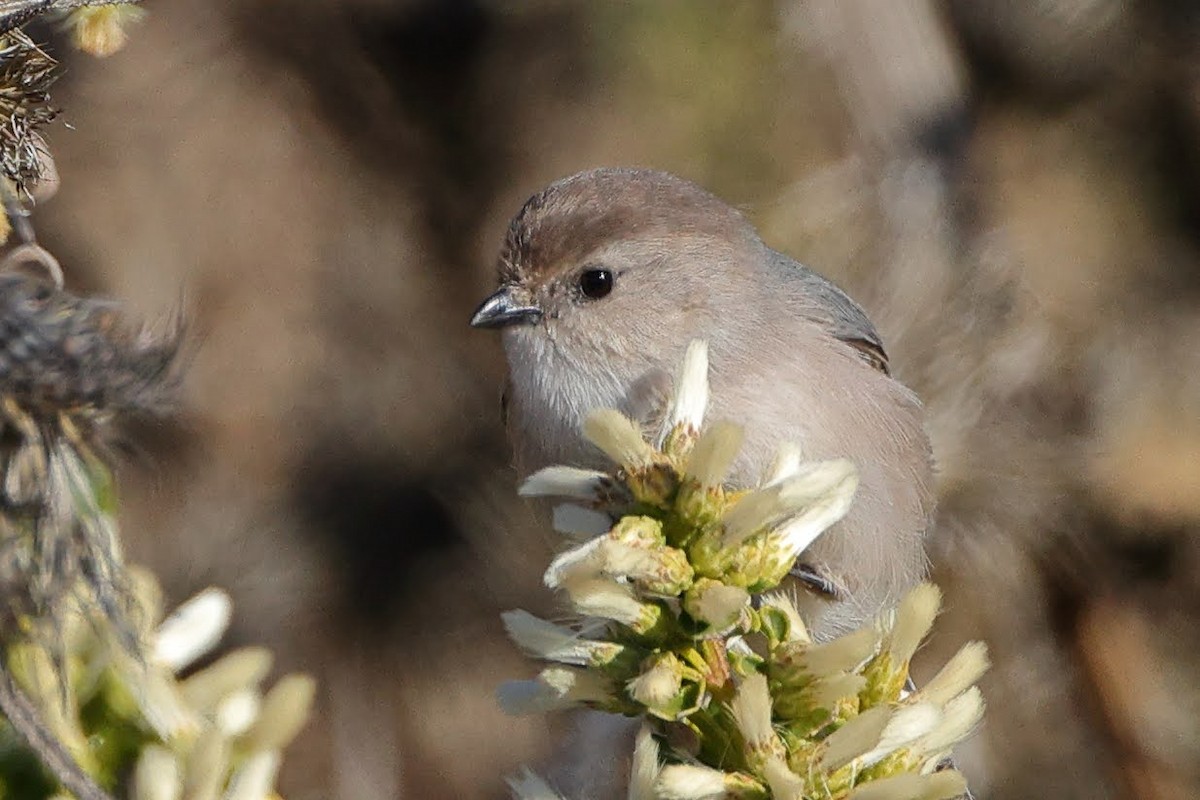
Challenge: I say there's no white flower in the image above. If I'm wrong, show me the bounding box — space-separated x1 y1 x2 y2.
221 750 280 800
721 459 858 550
626 655 682 708
781 625 879 678
846 770 968 800
502 610 624 667
154 587 233 671
917 641 990 707
584 409 657 467
560 577 659 631
684 579 749 631
180 647 274 711
760 442 803 487
133 745 181 800
215 689 261 737
654 764 729 800
885 583 942 666
628 724 661 800
520 467 610 501
729 673 775 752
762 757 806 800
241 674 316 753
857 703 942 768
910 686 985 760
659 339 710 442
497 667 616 715
682 420 743 488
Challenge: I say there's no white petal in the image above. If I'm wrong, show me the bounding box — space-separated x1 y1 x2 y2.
918 641 990 707
544 537 608 588
819 705 891 771
215 689 261 737
628 724 660 800
520 467 609 501
241 674 317 753
627 657 682 707
787 626 879 677
133 745 181 800
762 756 805 800
154 588 232 671
858 702 942 767
502 610 612 666
888 583 942 665
497 668 614 715
846 771 967 800
760 442 802 487
654 764 728 800
222 750 280 800
683 421 744 487
729 673 774 748
806 674 868 708
562 577 649 628
722 459 858 547
552 504 612 538
687 581 750 630
912 686 985 757
661 339 710 441
584 409 657 467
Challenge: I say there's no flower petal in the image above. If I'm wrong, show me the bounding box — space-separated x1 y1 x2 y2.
661 340 710 440
154 587 232 671
584 409 656 467
721 459 858 548
520 467 609 501
683 420 744 488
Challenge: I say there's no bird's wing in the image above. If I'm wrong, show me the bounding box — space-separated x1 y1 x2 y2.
770 249 891 375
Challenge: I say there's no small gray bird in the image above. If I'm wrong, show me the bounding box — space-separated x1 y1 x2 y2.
471 167 933 637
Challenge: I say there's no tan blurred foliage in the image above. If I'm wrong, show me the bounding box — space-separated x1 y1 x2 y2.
20 1 1200 798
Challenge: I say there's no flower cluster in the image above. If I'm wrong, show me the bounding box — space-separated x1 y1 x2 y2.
1 568 314 800
500 341 988 800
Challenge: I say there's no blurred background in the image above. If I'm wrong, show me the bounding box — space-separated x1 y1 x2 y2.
22 1 1200 797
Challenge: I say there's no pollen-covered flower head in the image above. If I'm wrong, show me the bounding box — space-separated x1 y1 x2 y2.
501 339 987 800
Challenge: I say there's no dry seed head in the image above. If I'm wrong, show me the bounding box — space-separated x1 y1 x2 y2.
68 5 146 57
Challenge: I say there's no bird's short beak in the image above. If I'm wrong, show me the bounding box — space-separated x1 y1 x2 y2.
470 287 543 329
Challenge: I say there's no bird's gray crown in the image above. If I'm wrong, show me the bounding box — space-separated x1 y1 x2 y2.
497 167 758 286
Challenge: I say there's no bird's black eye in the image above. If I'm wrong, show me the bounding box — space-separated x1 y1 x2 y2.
578 267 614 300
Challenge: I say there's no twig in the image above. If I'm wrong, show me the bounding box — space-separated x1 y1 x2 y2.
0 659 114 800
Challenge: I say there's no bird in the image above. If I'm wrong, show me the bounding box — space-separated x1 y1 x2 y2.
471 167 933 639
